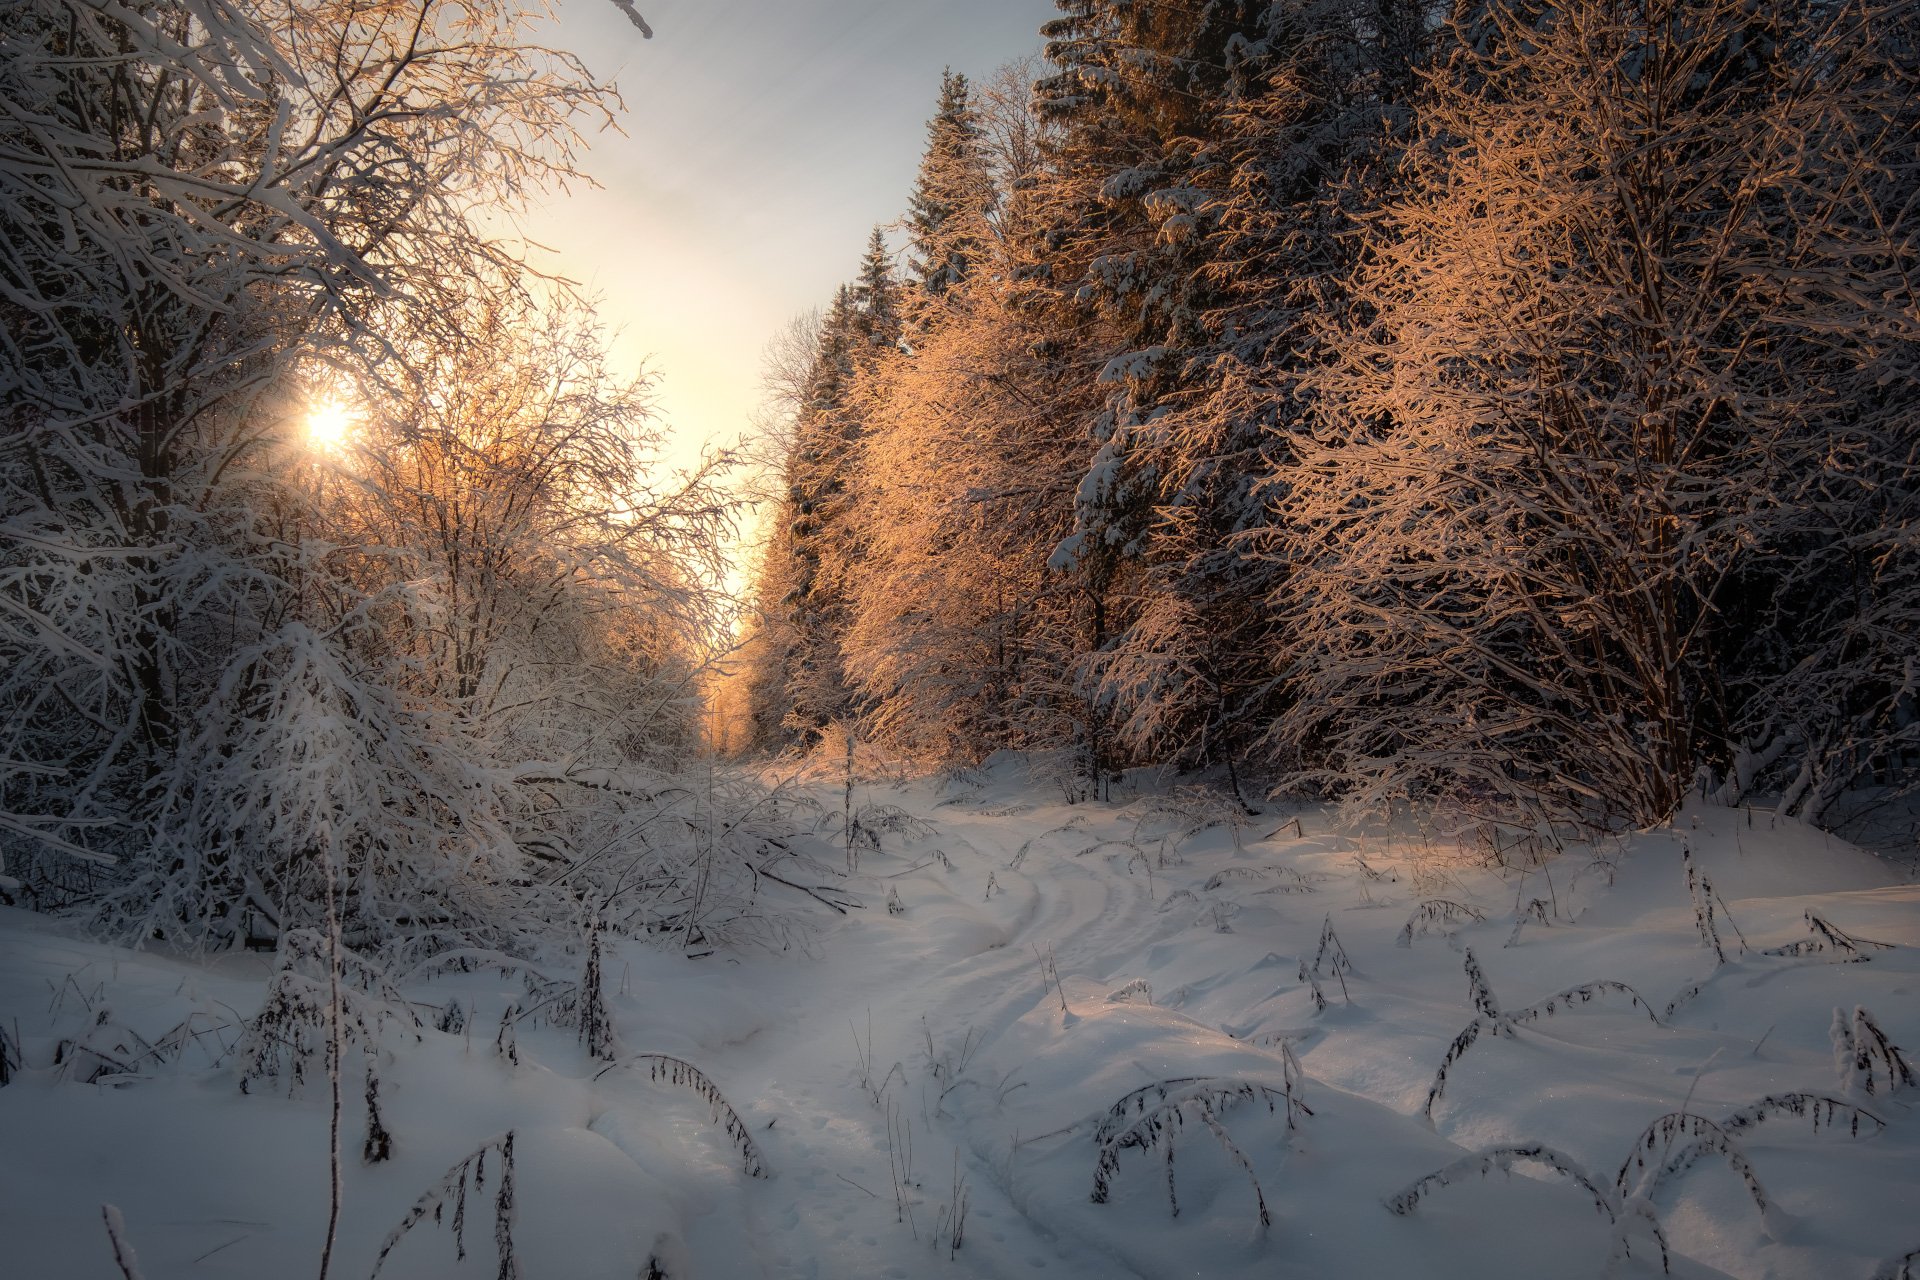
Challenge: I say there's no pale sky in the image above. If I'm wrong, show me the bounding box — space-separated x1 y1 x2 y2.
521 0 1055 481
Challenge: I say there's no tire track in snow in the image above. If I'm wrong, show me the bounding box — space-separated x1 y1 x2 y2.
700 798 1165 1280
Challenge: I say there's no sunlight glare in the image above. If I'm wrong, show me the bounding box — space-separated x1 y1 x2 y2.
306 399 358 452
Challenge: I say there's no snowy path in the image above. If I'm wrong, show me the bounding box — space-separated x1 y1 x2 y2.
3 769 1919 1279
658 809 1172 1280
593 775 1920 1280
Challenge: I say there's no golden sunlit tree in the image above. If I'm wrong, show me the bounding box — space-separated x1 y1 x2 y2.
1275 0 1920 831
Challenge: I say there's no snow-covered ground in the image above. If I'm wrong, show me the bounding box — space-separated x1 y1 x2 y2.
4 761 1917 1279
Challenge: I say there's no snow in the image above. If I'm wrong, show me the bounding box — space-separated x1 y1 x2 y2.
2 763 1916 1279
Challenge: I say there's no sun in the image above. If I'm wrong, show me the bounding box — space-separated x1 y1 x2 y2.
306 399 359 451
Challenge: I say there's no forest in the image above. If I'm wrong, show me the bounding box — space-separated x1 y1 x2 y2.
726 0 1918 840
1 0 1916 1277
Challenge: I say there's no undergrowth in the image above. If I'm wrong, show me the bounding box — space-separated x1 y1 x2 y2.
1425 949 1659 1122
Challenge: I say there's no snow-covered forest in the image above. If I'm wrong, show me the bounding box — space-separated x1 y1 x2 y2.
728 0 1920 841
2 0 1916 1276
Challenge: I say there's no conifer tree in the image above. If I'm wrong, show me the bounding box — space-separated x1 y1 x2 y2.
1031 0 1289 784
907 71 996 301
777 237 903 742
852 228 903 350
779 287 861 738
1097 0 1440 783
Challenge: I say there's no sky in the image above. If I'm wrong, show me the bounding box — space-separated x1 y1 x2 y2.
519 0 1056 487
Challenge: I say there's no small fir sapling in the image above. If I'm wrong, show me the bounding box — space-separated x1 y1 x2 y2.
1832 1006 1916 1097
595 1055 769 1178
370 1132 519 1279
1396 899 1487 947
887 885 905 914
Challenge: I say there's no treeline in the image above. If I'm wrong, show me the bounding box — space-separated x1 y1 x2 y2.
1 0 787 958
730 0 1919 833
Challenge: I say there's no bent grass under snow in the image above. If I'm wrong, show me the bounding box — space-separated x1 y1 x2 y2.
2 761 1917 1279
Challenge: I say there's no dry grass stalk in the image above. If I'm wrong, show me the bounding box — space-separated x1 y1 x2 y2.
1396 900 1486 947
370 1131 518 1280
594 1054 769 1177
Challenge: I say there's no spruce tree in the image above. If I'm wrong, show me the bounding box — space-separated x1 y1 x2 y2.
1030 0 1288 784
779 237 904 742
907 71 995 300
1098 0 1441 783
852 228 902 350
